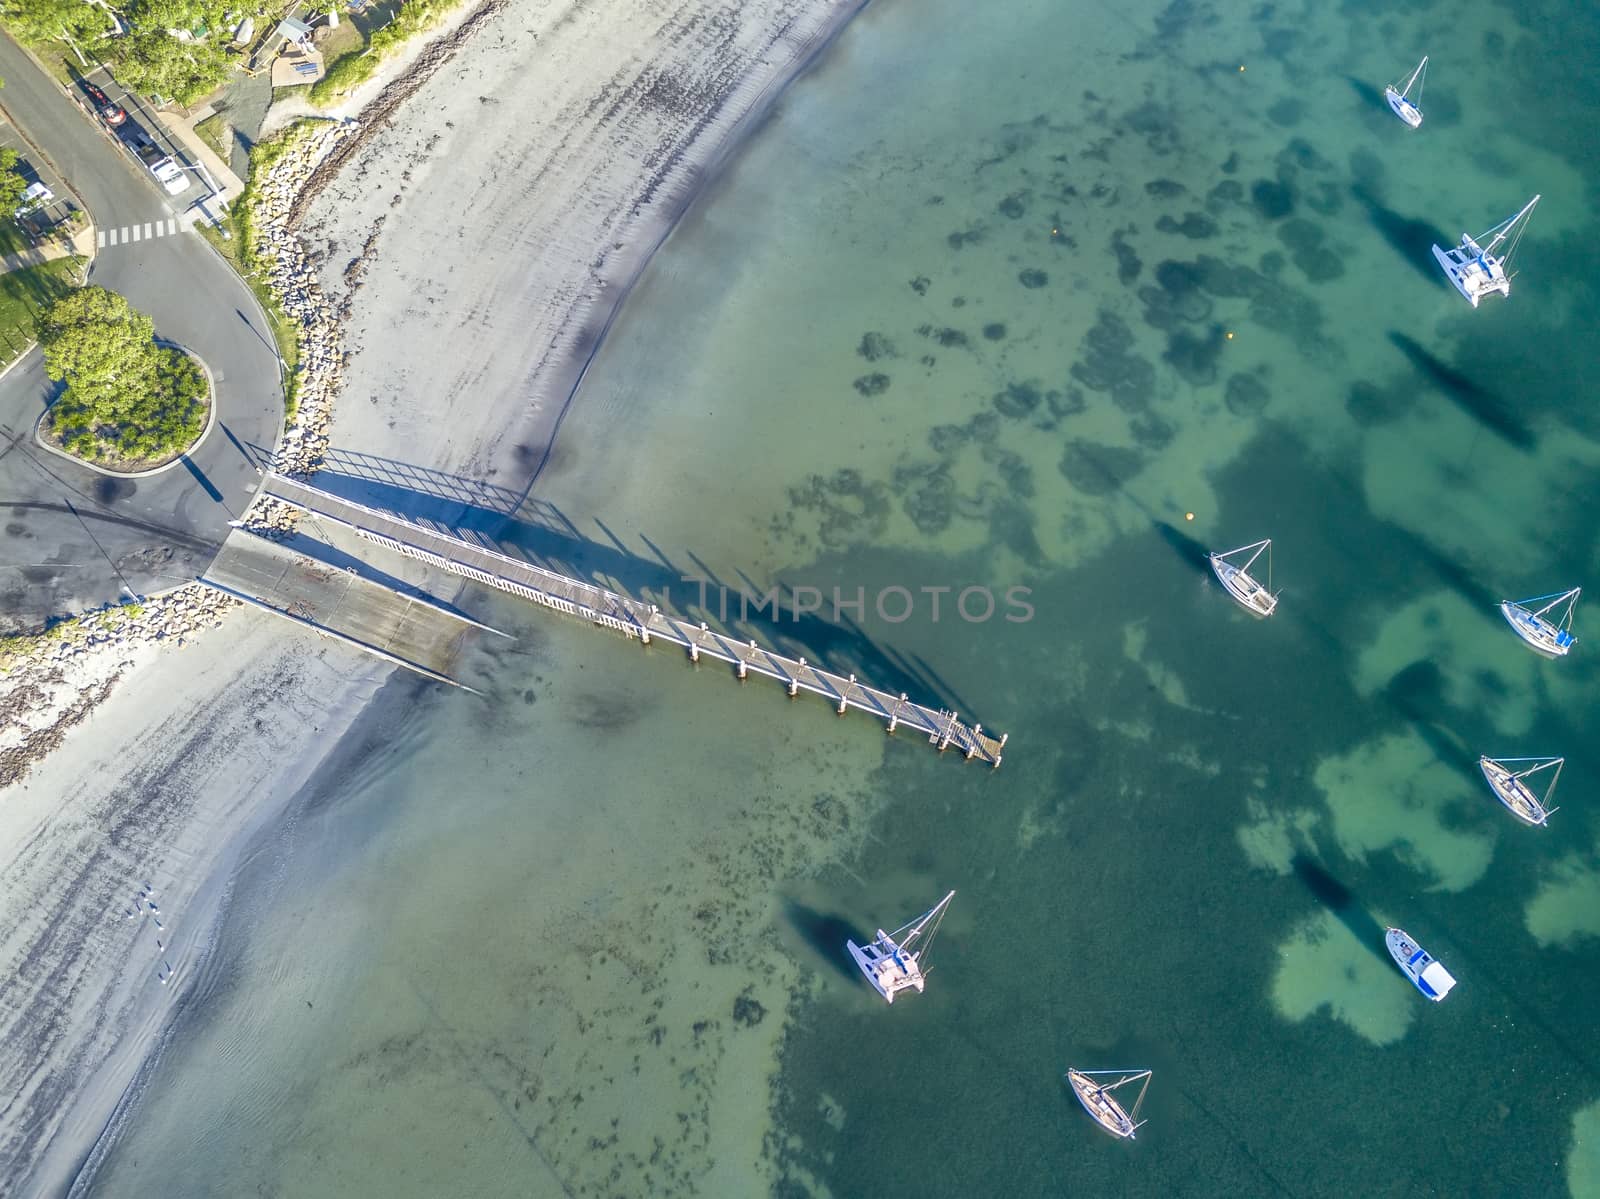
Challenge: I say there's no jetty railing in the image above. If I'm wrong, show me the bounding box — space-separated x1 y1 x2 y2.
243 473 1008 767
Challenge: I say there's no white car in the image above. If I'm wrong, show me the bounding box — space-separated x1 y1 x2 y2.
14 179 55 217
129 133 189 196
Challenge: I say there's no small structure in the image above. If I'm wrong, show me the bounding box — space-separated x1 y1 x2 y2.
274 15 314 49
270 16 325 88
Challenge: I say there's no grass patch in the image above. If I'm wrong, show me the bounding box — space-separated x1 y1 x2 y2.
0 258 82 367
307 48 378 105
308 0 471 107
194 112 233 160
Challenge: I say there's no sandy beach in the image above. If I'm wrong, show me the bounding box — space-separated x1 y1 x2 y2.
0 0 868 1193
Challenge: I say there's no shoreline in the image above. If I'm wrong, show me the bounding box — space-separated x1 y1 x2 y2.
1 0 876 1192
525 0 877 490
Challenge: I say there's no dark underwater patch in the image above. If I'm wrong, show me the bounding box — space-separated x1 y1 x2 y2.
1059 439 1146 495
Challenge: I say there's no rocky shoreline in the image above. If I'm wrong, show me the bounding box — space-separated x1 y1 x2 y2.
245 119 355 481
0 584 237 789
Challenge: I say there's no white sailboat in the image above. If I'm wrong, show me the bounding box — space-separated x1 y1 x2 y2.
1479 756 1562 826
1209 539 1278 617
1066 1068 1152 1140
1385 928 1457 1001
846 890 954 1004
1432 195 1540 307
1384 56 1427 128
1499 587 1578 657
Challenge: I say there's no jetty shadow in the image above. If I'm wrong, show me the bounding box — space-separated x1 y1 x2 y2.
1353 185 1452 285
265 455 973 715
1388 332 1534 450
1152 519 1211 578
782 901 868 985
1290 855 1387 960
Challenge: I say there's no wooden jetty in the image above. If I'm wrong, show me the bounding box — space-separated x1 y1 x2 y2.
243 472 1009 767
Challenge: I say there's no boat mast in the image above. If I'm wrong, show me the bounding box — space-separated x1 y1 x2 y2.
1482 194 1540 261
893 890 955 957
1404 56 1427 101
1238 539 1269 576
1519 757 1563 813
1528 586 1578 627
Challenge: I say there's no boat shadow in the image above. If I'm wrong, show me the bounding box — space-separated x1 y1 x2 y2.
1352 185 1453 287
1387 332 1535 450
781 901 871 986
1290 854 1389 961
1151 519 1211 578
1381 659 1480 778
1344 74 1392 119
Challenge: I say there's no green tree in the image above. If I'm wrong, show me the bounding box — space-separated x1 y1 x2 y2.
0 0 114 54
40 287 207 463
0 146 28 215
111 27 229 103
40 286 157 400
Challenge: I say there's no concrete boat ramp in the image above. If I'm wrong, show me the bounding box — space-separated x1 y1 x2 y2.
202 528 503 691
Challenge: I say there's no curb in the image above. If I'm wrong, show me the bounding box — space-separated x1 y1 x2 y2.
32 341 219 477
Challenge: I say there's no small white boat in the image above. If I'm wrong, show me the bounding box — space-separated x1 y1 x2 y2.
1066 1068 1152 1139
1433 195 1539 307
1384 56 1427 128
1479 756 1562 827
1500 587 1578 657
1386 928 1456 1001
847 890 954 1004
1209 539 1277 617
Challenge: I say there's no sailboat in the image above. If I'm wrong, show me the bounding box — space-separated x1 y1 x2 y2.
1432 195 1540 307
1384 56 1427 128
846 890 954 1004
1066 1069 1152 1139
1499 587 1578 657
1385 928 1457 1001
1209 539 1278 617
1479 756 1562 826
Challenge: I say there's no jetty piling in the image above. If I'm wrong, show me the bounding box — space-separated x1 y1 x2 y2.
245 472 1009 766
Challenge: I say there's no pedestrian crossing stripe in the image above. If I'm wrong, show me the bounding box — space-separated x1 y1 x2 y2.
97 218 184 247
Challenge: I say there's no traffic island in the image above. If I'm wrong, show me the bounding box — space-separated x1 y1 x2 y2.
33 285 218 475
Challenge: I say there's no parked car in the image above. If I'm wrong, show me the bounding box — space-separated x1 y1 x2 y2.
14 179 54 219
123 128 189 197
81 81 126 127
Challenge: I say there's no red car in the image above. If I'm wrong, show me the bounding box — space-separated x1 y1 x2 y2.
82 82 126 127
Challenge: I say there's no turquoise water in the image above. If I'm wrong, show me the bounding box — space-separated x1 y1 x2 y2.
86 0 1600 1194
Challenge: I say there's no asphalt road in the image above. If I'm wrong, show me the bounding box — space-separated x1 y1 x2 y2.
0 34 283 631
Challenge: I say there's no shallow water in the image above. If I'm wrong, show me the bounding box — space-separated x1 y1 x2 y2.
87 0 1600 1194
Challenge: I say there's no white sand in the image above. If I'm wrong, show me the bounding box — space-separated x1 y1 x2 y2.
299 0 869 481
0 613 388 1194
0 0 871 1191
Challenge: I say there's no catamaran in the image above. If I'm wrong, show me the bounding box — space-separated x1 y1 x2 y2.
1384 56 1427 128
846 890 954 1004
1386 928 1457 1002
1499 587 1579 657
1433 195 1540 307
1479 756 1563 826
1209 539 1277 617
1066 1069 1152 1139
